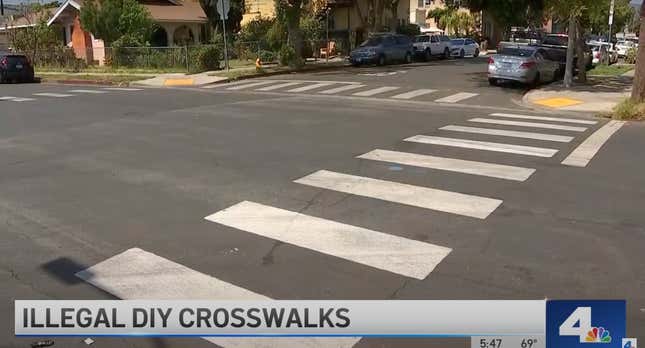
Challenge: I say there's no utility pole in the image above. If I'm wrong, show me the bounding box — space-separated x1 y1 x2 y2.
1 0 5 16
608 0 615 44
325 8 329 64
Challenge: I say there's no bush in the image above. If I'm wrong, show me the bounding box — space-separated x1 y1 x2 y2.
396 23 421 37
625 47 637 64
258 49 276 63
189 45 221 73
611 98 645 120
278 45 297 67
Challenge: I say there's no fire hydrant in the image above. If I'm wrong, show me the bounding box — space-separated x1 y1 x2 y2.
255 57 262 72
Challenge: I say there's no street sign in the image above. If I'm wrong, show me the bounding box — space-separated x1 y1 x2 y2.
216 0 230 20
609 0 615 25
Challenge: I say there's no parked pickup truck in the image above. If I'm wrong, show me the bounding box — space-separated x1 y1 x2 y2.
413 34 452 61
534 34 593 70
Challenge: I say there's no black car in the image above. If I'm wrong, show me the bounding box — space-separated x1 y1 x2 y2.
0 52 35 83
349 34 414 66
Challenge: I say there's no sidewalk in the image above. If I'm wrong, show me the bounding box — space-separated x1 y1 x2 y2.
524 74 633 113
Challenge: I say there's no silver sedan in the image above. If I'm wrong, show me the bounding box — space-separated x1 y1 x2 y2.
488 46 560 86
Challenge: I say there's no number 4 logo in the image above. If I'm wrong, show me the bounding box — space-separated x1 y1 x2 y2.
560 307 612 343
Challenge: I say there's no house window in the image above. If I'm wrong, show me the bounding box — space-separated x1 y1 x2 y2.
418 0 423 8
424 0 433 6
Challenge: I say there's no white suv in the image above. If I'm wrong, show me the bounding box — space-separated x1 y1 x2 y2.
413 34 452 61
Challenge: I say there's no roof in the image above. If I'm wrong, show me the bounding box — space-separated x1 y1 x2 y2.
0 8 54 30
47 0 207 25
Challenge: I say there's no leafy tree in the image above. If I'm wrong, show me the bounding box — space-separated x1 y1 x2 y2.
80 0 154 46
427 7 476 35
199 0 244 35
450 0 546 34
275 0 307 66
586 0 633 35
7 6 61 60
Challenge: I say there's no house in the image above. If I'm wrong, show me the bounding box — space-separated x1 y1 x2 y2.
241 0 274 25
0 7 52 48
45 0 208 63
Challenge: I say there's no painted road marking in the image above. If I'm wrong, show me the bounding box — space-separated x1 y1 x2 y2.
286 82 336 92
469 118 588 132
318 84 365 94
68 89 108 94
295 170 502 219
77 248 359 348
352 86 400 97
434 92 478 103
256 81 303 91
0 96 17 100
440 125 574 143
11 97 36 102
390 89 437 100
490 112 597 125
532 97 582 108
103 87 143 91
205 201 451 279
405 135 558 158
358 149 535 181
163 78 194 86
33 93 74 98
561 120 625 167
226 80 277 90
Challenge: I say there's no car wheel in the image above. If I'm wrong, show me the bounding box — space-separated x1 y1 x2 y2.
474 49 479 58
424 49 431 61
378 54 386 66
459 49 465 58
488 78 498 86
404 52 412 64
530 72 540 88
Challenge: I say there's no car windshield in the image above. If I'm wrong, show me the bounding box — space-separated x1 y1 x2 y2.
360 37 383 47
499 48 534 57
414 35 429 42
450 39 465 45
543 36 568 46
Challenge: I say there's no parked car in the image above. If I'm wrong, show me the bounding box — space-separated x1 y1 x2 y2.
537 34 593 70
412 34 452 60
450 38 480 58
350 34 414 66
589 43 618 65
488 46 561 86
0 52 34 83
615 40 635 57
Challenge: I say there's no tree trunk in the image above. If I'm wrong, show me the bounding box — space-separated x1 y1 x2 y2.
631 2 645 101
576 21 587 84
563 15 576 88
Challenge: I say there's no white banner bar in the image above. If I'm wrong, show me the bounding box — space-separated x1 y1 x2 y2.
16 300 545 336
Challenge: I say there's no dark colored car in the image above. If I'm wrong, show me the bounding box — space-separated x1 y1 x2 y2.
536 34 593 70
349 34 414 66
0 52 35 83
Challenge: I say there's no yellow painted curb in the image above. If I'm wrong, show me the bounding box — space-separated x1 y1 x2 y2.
163 78 194 86
532 97 583 108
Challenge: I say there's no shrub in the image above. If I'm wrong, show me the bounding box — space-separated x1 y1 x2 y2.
189 45 221 73
611 98 645 120
396 23 421 37
625 47 637 64
258 49 276 63
278 45 300 67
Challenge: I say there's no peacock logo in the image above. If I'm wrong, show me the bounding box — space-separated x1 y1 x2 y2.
585 327 612 343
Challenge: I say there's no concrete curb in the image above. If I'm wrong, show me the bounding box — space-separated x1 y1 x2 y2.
202 63 352 87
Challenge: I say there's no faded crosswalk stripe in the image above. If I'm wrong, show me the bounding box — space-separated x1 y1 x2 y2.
33 93 74 98
405 135 558 158
256 81 302 91
434 92 478 103
295 170 502 219
318 84 364 94
226 80 277 90
103 87 143 91
68 89 108 94
469 118 588 132
1 96 35 102
490 113 598 125
205 201 451 279
352 86 400 97
390 89 436 100
562 120 625 167
358 149 535 181
440 125 574 143
77 248 359 348
287 82 335 92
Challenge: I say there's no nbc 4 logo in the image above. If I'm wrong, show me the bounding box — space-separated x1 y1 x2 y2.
560 307 611 343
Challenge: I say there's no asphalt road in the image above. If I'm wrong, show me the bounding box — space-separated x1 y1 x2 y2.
1 59 644 348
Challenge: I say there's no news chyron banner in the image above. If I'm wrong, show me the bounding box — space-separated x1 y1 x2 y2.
15 300 637 348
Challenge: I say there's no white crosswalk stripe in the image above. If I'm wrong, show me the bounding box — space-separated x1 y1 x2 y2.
103 87 144 91
490 112 598 125
0 96 17 100
286 82 336 92
0 96 33 101
469 118 588 132
390 89 437 100
440 125 574 143
295 170 502 219
404 135 558 158
33 93 74 98
77 248 359 348
434 92 478 103
358 149 535 181
226 80 277 90
68 89 108 94
318 84 365 94
352 86 400 97
256 81 303 91
562 120 625 167
205 201 451 279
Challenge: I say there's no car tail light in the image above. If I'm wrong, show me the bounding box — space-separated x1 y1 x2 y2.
0 57 7 67
594 52 600 58
488 56 495 65
520 61 536 69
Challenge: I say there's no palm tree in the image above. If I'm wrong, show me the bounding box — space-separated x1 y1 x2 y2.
427 7 475 35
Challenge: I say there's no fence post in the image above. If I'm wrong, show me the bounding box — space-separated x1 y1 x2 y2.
185 45 189 73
